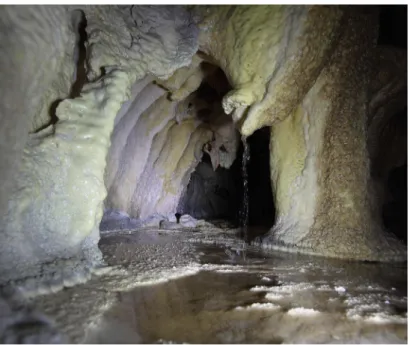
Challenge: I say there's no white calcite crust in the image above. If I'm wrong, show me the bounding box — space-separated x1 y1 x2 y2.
0 5 406 295
0 5 200 290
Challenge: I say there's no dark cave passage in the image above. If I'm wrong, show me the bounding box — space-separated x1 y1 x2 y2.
177 151 243 226
376 5 407 245
175 64 275 235
372 106 407 244
178 126 275 239
247 127 275 229
0 7 408 344
383 164 407 242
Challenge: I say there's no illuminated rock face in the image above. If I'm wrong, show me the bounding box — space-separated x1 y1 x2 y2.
0 5 406 290
195 5 344 136
267 14 405 261
103 61 238 221
0 5 198 289
196 6 406 261
0 6 79 286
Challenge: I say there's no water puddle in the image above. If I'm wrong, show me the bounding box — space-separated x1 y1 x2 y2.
84 243 407 344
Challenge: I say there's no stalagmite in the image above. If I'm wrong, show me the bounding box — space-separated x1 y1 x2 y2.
257 8 406 261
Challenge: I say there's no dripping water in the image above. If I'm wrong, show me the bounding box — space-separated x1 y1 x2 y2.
240 135 250 246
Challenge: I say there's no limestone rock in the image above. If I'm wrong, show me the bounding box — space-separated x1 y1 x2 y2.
195 5 344 136
0 5 200 288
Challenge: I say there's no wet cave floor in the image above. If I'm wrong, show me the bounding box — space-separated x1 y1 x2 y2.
32 227 407 344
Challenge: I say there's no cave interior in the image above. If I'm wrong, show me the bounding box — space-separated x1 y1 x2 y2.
0 4 408 343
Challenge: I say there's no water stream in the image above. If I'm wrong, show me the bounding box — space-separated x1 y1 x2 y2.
240 135 250 244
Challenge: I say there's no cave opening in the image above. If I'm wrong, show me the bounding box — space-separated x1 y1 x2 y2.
247 127 275 236
383 164 407 242
178 127 275 238
176 65 243 228
174 63 275 237
378 107 408 243
374 5 407 245
1 6 408 343
177 144 243 227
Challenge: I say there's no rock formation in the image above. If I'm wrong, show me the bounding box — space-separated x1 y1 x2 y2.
0 5 406 294
0 5 200 291
260 8 405 261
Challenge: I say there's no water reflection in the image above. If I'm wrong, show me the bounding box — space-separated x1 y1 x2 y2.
85 244 407 344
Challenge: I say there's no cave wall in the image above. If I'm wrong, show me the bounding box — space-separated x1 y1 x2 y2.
0 5 199 290
0 5 407 291
383 164 407 242
195 5 344 136
0 6 80 284
193 5 406 261
102 63 239 223
262 8 406 261
103 77 212 220
103 56 240 225
368 7 408 246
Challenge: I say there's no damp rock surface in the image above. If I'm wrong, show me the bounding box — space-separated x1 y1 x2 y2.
31 228 407 344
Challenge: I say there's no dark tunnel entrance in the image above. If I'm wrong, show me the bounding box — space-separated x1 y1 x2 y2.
178 126 275 238
176 65 275 235
377 5 407 244
380 107 407 243
371 105 407 244
383 164 407 243
177 149 243 227
247 127 275 229
376 106 407 244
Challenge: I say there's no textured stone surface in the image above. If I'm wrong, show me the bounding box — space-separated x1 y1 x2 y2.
84 5 198 80
0 5 199 290
104 56 240 222
103 74 212 220
0 5 406 297
195 5 344 136
0 7 406 343
259 8 406 261
0 7 76 283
